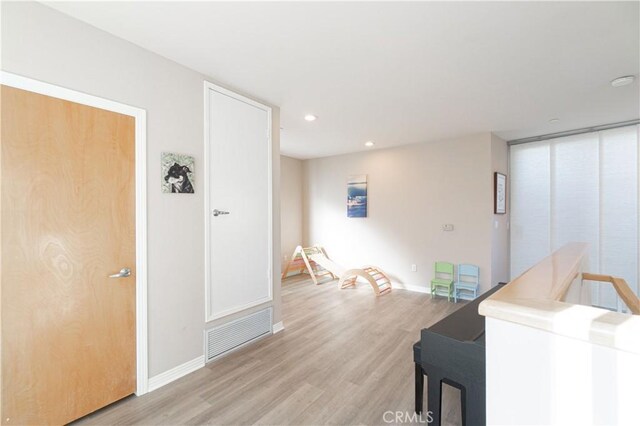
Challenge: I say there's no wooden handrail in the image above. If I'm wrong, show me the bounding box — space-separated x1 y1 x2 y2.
582 273 640 315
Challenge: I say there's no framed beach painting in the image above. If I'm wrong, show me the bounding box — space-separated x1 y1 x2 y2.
347 174 367 218
494 172 506 214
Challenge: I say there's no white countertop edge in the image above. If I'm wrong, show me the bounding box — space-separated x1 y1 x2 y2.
479 298 640 355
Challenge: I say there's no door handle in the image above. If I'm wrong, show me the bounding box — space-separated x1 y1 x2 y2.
212 209 230 217
109 267 131 278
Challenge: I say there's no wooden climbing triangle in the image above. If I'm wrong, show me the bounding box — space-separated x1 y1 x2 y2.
281 245 338 285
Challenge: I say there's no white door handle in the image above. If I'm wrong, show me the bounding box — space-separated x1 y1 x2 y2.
109 267 131 278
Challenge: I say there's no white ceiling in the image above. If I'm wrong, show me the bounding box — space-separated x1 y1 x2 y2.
45 1 639 159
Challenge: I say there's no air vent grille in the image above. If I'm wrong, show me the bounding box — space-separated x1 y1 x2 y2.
205 308 272 362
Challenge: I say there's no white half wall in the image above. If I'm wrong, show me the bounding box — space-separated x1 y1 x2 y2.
303 133 506 293
280 156 303 271
486 317 639 425
1 1 281 378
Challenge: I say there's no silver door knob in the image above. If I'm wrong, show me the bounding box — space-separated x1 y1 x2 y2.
109 267 131 278
212 209 230 217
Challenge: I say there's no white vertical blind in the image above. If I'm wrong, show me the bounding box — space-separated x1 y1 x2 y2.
510 143 551 277
599 127 639 308
510 125 639 311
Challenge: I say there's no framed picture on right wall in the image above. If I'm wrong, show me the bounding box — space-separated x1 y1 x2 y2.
494 172 506 214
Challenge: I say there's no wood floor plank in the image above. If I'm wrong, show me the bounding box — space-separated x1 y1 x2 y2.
74 274 463 425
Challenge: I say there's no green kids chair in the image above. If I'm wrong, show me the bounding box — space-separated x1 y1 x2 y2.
431 261 454 301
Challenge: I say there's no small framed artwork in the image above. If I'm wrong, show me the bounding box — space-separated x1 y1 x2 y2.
494 172 506 214
347 174 367 218
162 152 195 193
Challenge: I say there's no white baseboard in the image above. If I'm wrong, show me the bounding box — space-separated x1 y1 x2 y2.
147 355 205 392
395 283 431 294
272 321 284 334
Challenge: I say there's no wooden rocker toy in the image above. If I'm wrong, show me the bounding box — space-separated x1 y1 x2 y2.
282 245 392 296
338 266 392 296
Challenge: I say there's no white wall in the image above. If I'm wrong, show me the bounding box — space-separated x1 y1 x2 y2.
280 156 303 270
1 1 281 378
491 134 510 284
303 133 506 293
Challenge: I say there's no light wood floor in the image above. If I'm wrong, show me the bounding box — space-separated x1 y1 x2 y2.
75 275 464 425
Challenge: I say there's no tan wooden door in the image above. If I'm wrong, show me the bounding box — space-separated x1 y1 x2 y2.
1 86 136 425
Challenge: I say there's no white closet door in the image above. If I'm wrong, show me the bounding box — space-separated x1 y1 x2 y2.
206 84 272 320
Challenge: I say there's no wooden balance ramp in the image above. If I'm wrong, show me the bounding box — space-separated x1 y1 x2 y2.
338 266 392 296
282 245 392 296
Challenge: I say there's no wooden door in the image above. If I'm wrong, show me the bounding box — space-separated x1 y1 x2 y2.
207 87 271 320
1 86 136 425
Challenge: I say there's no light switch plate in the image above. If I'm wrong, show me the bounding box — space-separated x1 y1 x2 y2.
442 224 454 231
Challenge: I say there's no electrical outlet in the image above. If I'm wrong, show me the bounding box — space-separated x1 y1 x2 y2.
442 224 454 231
411 264 417 272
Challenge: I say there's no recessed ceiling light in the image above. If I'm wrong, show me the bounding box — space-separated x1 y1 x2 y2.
610 75 635 87
304 114 317 122
364 141 375 147
549 118 560 124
